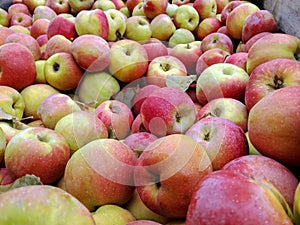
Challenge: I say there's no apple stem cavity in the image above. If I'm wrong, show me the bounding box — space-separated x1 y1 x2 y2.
268 75 285 90
160 63 171 72
52 62 60 72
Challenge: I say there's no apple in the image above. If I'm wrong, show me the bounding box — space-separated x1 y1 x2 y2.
0 121 21 144
200 32 234 54
143 0 168 19
127 220 163 225
132 2 145 17
172 0 190 6
245 58 300 111
126 0 143 13
166 3 178 17
0 167 15 185
68 0 94 14
8 24 31 34
215 0 229 14
125 16 152 43
224 51 248 70
186 170 294 224
32 5 57 21
241 9 278 43
94 99 134 140
150 14 176 41
45 0 70 14
142 38 169 62
222 154 299 208
10 12 32 27
0 127 6 166
243 31 271 52
220 0 245 24
37 93 82 130
246 33 300 74
44 52 84 91
248 86 300 167
226 2 260 40
104 9 127 42
0 185 96 224
0 43 36 90
110 0 126 10
173 4 199 31
75 9 109 40
186 117 248 170
30 18 50 39
44 34 72 58
64 138 137 211
195 17 222 40
131 113 147 133
294 183 300 225
135 134 213 218
23 0 46 12
5 126 70 184
20 83 59 120
195 63 249 105
140 86 196 137
70 34 110 72
92 0 116 10
0 8 9 27
0 26 14 46
7 3 31 20
168 28 195 48
146 55 187 87
47 14 77 41
193 0 217 20
109 39 149 83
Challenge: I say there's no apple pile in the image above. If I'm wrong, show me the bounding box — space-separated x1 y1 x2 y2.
0 0 300 224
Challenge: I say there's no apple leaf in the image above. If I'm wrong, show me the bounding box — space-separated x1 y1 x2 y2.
166 75 198 92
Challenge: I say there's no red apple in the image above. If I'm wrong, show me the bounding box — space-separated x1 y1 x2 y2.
193 0 217 20
200 32 234 54
243 31 271 52
220 0 244 25
32 5 57 21
195 17 222 40
47 14 77 41
44 34 72 58
7 3 31 20
142 38 169 62
10 12 32 27
45 0 70 14
0 26 14 46
143 0 168 19
224 52 248 70
30 18 50 39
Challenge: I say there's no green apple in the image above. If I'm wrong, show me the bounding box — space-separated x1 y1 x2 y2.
104 9 127 42
0 8 9 27
125 16 152 43
150 13 176 41
168 28 195 48
68 0 94 14
35 60 47 83
173 4 199 31
92 0 116 10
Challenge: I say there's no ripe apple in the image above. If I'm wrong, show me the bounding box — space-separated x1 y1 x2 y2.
135 134 213 218
248 86 300 167
47 14 77 41
186 116 248 170
23 0 46 12
195 63 249 105
132 2 145 16
131 113 147 133
44 34 72 58
125 16 152 43
68 0 94 14
173 4 199 31
64 138 137 211
224 51 248 70
92 0 116 10
0 167 15 185
7 3 31 20
30 18 50 39
245 58 300 111
166 3 178 17
193 0 217 20
45 0 70 14
140 86 196 137
150 14 176 41
142 38 169 62
215 0 229 14
0 43 36 90
10 12 32 27
0 26 14 46
104 8 127 42
32 5 57 21
126 0 143 13
243 31 271 52
168 28 195 48
5 126 70 184
8 24 31 34
200 32 234 54
195 17 222 40
220 0 244 24
143 0 168 19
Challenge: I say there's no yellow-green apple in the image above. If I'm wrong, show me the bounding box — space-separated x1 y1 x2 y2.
245 131 261 155
193 0 217 20
0 168 15 185
4 32 41 61
0 43 36 90
10 12 32 27
45 0 70 14
173 4 199 31
109 39 149 83
146 55 187 87
195 63 249 105
224 52 248 70
186 117 248 170
8 24 31 34
0 185 96 225
143 0 168 19
104 9 127 42
75 71 120 108
55 110 108 154
7 3 31 20
0 127 6 165
132 2 145 16
92 0 116 10
5 127 70 184
169 40 202 74
94 99 134 140
70 34 110 72
44 52 84 91
150 14 176 41
215 0 229 14
23 0 46 12
186 170 294 225
64 138 137 211
166 3 178 17
30 18 50 39
68 0 94 14
47 14 77 41
75 9 109 40
226 2 260 39
223 154 299 208
0 26 14 45
220 0 244 24
92 204 136 225
246 33 300 74
32 5 57 21
195 48 230 75
37 93 82 129
135 134 213 218
142 38 169 61
127 220 163 225
140 87 196 137
0 8 9 27
245 58 300 111
125 16 152 43
195 17 222 40
124 189 170 223
243 31 271 52
241 9 278 43
294 183 300 225
248 86 300 167
196 97 248 132
168 28 195 48
44 34 72 58
20 83 59 120
126 0 143 13
200 32 234 54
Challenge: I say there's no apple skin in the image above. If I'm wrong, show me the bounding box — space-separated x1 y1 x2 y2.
45 0 70 14
0 26 14 46
10 12 32 27
222 154 299 208
30 18 50 39
7 3 31 20
140 87 196 137
220 0 244 25
186 170 293 225
0 43 36 90
47 14 77 41
68 0 94 13
150 14 176 41
168 28 195 48
64 138 137 211
0 127 6 166
195 63 249 105
248 86 300 167
104 8 127 42
23 0 46 12
215 0 229 14
131 113 147 134
125 16 152 43
224 52 248 71
142 38 169 62
32 5 57 21
195 17 222 40
200 32 234 54
246 33 300 74
44 34 72 58
193 0 217 20
245 58 300 111
126 0 143 13
0 168 15 185
186 117 248 170
294 183 300 225
0 185 96 225
143 0 168 19
135 134 212 218
70 34 110 72
127 220 163 225
4 127 70 184
173 4 200 31
243 31 271 52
